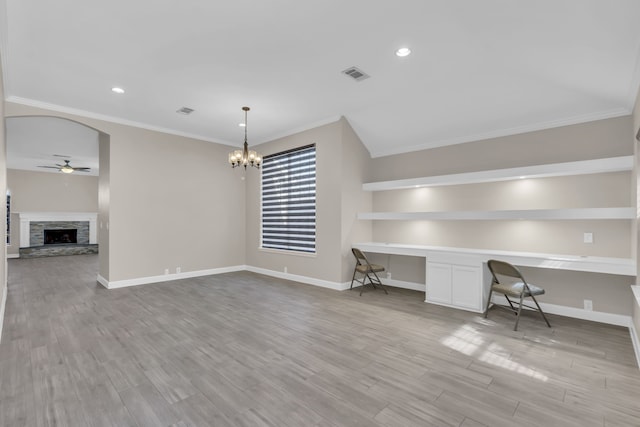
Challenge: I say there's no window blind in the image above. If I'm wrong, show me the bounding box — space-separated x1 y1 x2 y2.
261 144 316 253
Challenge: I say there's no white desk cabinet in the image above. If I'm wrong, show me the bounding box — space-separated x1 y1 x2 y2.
426 261 483 312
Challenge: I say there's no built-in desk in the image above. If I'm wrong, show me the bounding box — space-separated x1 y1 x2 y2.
353 242 636 313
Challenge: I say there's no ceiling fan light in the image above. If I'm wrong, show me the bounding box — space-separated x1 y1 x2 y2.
61 166 74 173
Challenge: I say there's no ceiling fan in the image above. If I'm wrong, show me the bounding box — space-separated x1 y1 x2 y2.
38 159 91 174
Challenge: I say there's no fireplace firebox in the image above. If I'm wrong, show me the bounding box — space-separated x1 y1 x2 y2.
44 229 77 245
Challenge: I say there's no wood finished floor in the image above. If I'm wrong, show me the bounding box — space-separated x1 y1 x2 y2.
1 255 639 427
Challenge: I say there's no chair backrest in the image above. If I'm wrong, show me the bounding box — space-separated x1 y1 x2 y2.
487 259 527 285
352 248 369 266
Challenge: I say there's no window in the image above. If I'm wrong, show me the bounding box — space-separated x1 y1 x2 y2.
6 191 10 245
261 144 316 253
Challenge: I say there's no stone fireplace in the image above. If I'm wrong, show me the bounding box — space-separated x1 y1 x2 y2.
19 212 97 248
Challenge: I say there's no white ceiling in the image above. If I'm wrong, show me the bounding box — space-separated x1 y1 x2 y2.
6 116 99 175
2 0 640 160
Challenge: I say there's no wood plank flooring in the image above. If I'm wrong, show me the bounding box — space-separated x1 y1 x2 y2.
0 254 639 426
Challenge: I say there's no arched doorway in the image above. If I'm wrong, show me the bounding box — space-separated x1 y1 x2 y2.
5 115 110 282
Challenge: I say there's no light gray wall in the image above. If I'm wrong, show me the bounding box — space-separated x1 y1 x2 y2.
246 120 343 283
98 132 110 280
633 81 640 345
340 119 372 281
370 116 632 181
7 168 98 212
367 117 636 314
0 59 7 340
245 118 372 284
372 172 631 258
6 102 246 283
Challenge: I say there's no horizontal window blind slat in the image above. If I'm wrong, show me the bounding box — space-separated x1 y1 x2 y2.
261 145 316 254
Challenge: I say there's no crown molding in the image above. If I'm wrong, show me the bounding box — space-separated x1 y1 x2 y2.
5 96 237 146
370 108 632 158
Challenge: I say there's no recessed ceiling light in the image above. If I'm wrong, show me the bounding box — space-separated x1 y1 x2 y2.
395 47 411 57
111 87 125 94
238 123 246 127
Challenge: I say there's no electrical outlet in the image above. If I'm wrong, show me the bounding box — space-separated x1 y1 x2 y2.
284 266 288 274
176 267 181 274
583 232 593 244
386 272 392 279
164 268 169 275
584 299 593 311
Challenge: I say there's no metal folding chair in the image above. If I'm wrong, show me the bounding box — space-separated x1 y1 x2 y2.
350 248 388 296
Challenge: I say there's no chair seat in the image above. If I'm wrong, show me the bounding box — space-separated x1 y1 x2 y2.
355 264 384 274
492 281 545 298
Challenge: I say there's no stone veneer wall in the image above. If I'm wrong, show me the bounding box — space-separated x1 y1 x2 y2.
29 221 90 247
19 244 98 259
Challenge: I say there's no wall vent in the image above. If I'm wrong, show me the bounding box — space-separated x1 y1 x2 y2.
342 66 370 82
176 107 195 115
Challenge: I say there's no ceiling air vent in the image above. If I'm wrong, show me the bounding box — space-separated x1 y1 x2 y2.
176 107 195 115
342 66 370 82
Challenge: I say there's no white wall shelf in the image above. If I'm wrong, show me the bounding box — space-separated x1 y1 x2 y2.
363 156 633 191
358 207 635 221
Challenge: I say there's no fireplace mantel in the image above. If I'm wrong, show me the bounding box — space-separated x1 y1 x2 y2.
18 212 98 248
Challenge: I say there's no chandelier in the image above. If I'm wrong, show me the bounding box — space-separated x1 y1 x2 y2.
228 106 261 169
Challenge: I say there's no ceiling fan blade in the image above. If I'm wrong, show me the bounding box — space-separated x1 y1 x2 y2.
73 167 91 171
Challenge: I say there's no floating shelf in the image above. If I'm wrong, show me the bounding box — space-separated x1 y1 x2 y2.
363 156 634 191
357 207 635 221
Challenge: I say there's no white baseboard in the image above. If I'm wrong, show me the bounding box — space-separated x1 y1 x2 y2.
96 265 246 289
629 321 640 369
245 266 348 291
541 301 631 327
491 295 631 327
0 283 6 345
6 254 19 259
243 267 426 293
630 286 640 369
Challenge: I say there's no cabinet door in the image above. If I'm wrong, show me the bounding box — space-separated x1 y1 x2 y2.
451 265 482 311
426 262 452 304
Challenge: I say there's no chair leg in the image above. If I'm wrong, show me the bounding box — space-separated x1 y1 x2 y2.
359 272 367 296
504 295 516 312
359 270 388 296
514 294 525 331
530 294 551 328
350 268 357 290
370 271 388 294
359 271 369 296
483 288 493 318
